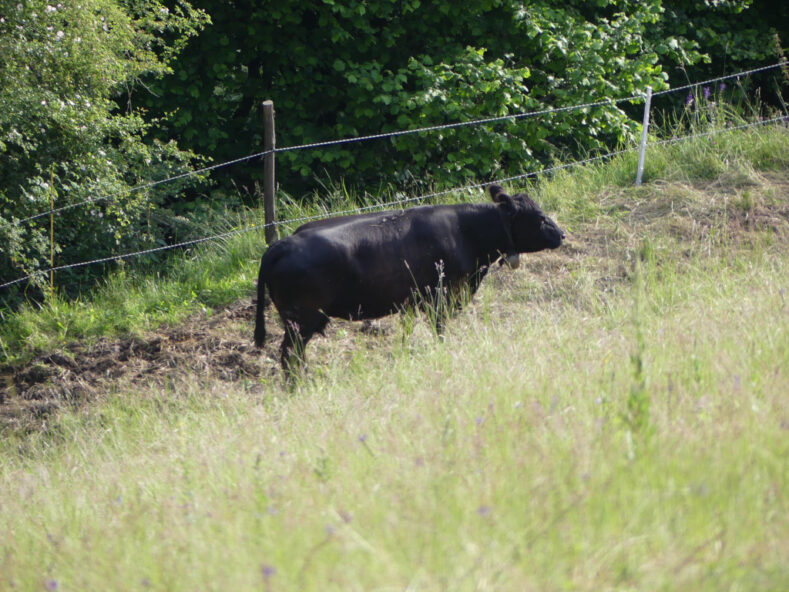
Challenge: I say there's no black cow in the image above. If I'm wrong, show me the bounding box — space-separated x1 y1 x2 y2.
254 184 564 373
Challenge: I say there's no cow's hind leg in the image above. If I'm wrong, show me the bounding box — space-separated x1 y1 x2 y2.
280 314 329 378
280 320 305 377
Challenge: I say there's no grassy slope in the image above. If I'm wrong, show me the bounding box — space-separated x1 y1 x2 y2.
1 124 788 590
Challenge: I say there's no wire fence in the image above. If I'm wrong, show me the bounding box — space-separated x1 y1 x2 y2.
13 61 786 228
651 62 788 98
16 149 275 225
273 93 647 155
2 112 787 293
16 93 646 227
2 61 787 293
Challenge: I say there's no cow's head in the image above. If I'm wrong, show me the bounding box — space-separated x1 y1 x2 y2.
489 184 564 254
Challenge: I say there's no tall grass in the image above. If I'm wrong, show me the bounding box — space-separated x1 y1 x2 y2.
0 115 787 590
1 243 786 590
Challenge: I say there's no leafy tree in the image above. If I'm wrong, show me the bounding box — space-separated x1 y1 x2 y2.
144 0 708 194
0 0 208 300
660 0 787 66
654 1 788 102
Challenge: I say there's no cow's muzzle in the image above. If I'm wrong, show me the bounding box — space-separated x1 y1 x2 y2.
542 221 565 248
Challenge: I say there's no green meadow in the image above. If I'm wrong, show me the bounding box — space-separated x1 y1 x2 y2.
1 122 788 590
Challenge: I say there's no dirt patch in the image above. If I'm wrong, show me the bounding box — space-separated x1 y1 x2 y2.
0 300 285 432
0 297 408 433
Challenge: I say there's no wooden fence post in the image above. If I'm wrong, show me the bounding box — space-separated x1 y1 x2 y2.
262 100 278 244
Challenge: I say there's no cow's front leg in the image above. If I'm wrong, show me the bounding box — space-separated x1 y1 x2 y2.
420 284 453 337
437 274 482 334
468 266 489 297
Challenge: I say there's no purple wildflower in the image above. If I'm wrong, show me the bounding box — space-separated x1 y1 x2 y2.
703 86 711 100
45 581 59 591
261 564 276 592
261 564 276 579
685 91 694 106
477 505 492 517
719 82 727 92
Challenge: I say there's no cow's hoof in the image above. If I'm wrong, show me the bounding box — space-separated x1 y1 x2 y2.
504 254 520 269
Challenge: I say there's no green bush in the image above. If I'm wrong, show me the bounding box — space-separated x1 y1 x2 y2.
0 0 208 300
144 0 698 193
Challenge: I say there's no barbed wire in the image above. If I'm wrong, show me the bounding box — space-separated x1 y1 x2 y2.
11 61 784 227
282 146 639 223
276 61 787 155
4 113 786 293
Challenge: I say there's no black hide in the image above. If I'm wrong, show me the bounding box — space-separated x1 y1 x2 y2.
255 185 564 372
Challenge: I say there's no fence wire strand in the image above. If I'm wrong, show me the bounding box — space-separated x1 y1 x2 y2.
4 113 786 293
15 94 645 226
0 225 266 291
652 62 787 98
12 60 784 226
273 93 646 154
16 149 275 226
651 114 789 146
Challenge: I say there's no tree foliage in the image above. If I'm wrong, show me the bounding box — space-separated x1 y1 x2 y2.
660 0 787 65
143 0 701 192
0 0 208 298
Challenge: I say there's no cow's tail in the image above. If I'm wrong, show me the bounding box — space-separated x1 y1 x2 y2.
254 255 269 348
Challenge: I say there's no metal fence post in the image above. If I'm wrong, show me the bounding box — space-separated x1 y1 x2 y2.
262 100 278 244
635 86 653 186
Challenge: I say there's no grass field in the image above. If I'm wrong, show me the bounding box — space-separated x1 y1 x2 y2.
1 122 788 590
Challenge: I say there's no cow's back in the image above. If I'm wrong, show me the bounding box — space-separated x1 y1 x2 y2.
264 206 472 320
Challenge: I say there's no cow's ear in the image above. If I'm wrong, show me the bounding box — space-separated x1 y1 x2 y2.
488 184 515 209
